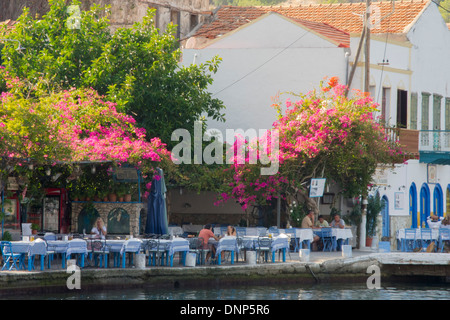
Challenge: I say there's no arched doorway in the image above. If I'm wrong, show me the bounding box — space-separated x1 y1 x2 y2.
107 208 130 234
420 183 430 228
77 206 100 234
409 183 417 228
433 184 444 218
381 195 389 238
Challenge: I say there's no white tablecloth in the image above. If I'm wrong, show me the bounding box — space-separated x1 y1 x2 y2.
396 228 440 241
287 228 314 242
45 239 88 256
215 236 238 255
154 238 190 257
313 228 353 240
332 228 353 240
241 235 289 253
270 234 289 253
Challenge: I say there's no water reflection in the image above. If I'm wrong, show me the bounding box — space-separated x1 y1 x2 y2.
3 282 450 300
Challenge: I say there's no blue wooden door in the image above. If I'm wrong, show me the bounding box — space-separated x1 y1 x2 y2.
420 184 430 228
381 196 389 238
433 184 443 218
409 183 417 228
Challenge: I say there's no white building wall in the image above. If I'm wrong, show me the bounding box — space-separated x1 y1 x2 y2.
360 3 450 245
181 13 348 137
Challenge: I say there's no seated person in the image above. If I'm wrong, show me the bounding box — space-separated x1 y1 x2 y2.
330 214 346 250
315 215 329 228
226 225 236 236
221 225 237 261
301 210 320 250
198 224 220 263
427 215 444 229
331 214 345 229
91 218 107 239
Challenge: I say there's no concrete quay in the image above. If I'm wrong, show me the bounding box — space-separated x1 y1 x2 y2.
0 249 449 296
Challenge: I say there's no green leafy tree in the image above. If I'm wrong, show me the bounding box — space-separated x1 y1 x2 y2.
1 0 225 147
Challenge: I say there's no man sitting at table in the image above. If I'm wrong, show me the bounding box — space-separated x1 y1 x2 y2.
331 214 345 229
301 211 320 251
198 224 220 263
315 215 329 228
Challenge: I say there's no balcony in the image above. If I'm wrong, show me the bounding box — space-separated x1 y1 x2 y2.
418 130 450 164
385 128 419 160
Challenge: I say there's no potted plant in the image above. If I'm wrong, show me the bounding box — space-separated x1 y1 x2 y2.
31 223 40 235
116 184 127 202
108 184 117 202
123 183 133 202
366 193 384 247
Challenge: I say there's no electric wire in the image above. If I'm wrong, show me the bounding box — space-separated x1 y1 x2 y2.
212 30 309 97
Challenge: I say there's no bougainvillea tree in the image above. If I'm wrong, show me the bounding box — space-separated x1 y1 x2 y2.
216 77 406 219
0 76 171 200
0 0 225 148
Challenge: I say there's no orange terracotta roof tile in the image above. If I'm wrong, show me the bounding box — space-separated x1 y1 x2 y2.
194 0 430 43
290 18 350 47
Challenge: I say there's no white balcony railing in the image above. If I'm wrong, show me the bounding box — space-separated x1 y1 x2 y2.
419 130 450 152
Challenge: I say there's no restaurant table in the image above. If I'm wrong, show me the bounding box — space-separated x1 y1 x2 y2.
284 228 314 251
9 241 35 270
396 228 440 241
142 237 190 267
215 236 238 265
313 228 353 251
213 227 268 237
47 239 88 268
396 228 440 251
241 234 289 263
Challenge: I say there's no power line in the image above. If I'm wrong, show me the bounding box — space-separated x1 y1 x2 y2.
432 0 450 14
212 30 309 97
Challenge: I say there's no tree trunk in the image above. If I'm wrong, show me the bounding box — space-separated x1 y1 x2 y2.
297 188 319 217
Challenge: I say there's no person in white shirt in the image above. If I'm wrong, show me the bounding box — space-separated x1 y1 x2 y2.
427 215 443 229
331 214 345 229
91 217 107 239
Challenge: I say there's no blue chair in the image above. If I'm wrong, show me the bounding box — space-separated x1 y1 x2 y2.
120 240 142 268
235 227 246 237
256 237 272 263
419 228 436 251
401 228 417 252
321 228 334 252
90 239 109 268
28 240 51 271
438 228 450 252
44 233 57 241
285 229 299 252
188 237 203 265
198 238 210 265
268 227 279 236
1 241 22 271
146 239 159 266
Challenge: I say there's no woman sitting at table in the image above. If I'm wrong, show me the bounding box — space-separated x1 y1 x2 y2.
226 225 236 236
91 218 107 239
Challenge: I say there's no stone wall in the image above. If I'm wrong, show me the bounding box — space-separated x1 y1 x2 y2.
0 0 211 38
71 201 145 236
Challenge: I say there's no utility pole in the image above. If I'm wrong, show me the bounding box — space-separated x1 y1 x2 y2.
364 0 371 94
359 0 371 250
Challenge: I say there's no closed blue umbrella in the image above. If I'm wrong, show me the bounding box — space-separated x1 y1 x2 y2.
145 168 168 235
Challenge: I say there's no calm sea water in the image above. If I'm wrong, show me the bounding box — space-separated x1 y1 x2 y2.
5 282 450 300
